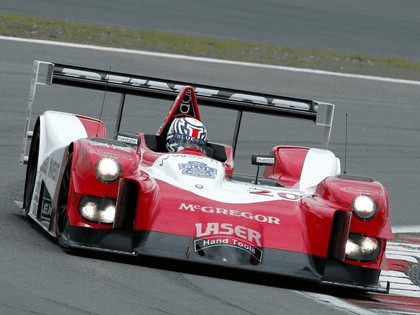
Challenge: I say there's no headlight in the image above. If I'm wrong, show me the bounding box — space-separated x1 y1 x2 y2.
345 234 380 261
95 157 121 183
79 196 116 224
352 195 377 220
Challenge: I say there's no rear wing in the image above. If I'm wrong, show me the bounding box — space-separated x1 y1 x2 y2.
21 60 334 163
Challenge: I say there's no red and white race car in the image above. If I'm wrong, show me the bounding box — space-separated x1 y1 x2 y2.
19 60 393 293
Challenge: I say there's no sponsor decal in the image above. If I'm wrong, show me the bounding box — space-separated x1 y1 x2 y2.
40 157 60 181
248 188 273 196
251 154 275 166
179 203 280 225
40 197 52 220
340 187 380 194
277 192 303 201
196 222 262 246
30 179 42 214
194 222 263 261
248 188 302 201
60 68 310 111
90 149 132 160
256 156 274 164
172 134 206 146
89 141 133 153
116 134 140 146
178 161 217 179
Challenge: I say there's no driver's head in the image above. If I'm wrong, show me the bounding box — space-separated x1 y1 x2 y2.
166 117 208 152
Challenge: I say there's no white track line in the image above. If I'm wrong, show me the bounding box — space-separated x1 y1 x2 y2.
392 226 420 234
1 35 420 86
296 291 377 315
301 227 420 314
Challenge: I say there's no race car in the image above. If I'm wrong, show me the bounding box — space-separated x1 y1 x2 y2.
19 60 393 293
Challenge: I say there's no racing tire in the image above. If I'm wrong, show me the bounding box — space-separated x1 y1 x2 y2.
56 153 72 248
23 124 40 216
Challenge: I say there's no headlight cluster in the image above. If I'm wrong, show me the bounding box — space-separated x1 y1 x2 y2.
95 157 121 183
79 196 116 224
352 195 377 220
345 234 380 261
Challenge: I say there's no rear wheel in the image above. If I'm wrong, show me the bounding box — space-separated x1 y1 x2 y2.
23 125 40 216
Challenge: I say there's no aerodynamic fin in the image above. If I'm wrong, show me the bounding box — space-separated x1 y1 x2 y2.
156 86 202 137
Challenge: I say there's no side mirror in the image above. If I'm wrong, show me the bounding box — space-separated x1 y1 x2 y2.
251 154 275 166
251 154 275 185
116 132 141 147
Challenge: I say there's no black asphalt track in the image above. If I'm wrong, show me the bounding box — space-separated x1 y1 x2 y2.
1 1 420 313
1 38 419 315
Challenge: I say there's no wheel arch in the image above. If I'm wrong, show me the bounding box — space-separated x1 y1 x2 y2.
23 117 42 211
51 142 75 238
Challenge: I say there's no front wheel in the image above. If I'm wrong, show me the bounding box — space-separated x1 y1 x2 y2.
23 125 40 216
56 153 72 247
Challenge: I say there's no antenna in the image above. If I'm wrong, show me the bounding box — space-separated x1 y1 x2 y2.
343 113 348 174
96 66 111 137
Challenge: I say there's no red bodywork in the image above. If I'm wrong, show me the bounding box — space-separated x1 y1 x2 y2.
22 61 394 293
60 87 392 274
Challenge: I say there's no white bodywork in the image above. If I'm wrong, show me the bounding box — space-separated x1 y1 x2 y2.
27 111 88 227
298 148 341 193
144 148 340 204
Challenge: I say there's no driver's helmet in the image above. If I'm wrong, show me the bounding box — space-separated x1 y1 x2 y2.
166 117 208 152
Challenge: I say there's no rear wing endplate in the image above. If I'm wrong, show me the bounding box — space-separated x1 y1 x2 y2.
20 61 54 164
20 60 334 163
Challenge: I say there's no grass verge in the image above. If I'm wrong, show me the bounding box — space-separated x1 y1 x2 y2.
1 12 420 80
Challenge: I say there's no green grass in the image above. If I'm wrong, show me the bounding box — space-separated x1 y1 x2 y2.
1 12 420 80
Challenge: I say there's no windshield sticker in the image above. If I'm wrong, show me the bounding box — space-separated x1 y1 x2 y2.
178 161 217 179
194 222 263 261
